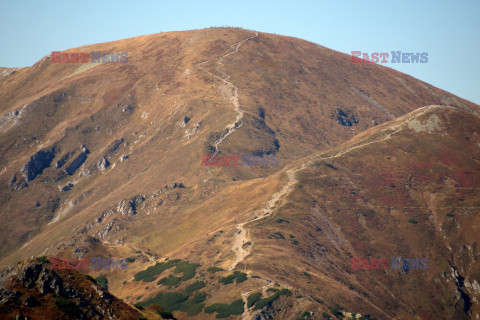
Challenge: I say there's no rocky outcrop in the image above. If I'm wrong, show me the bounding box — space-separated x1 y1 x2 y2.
60 183 74 191
184 121 201 139
107 138 124 153
54 152 72 169
97 157 110 171
8 174 28 191
178 115 190 127
65 152 87 175
0 259 142 319
117 196 145 216
334 108 358 127
20 147 56 182
96 218 123 239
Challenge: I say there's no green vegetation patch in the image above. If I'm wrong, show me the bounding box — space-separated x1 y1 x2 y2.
191 292 207 304
138 292 188 311
185 280 206 293
133 303 144 310
247 292 262 308
253 289 291 310
269 232 285 239
138 291 206 316
54 298 81 317
36 256 50 264
207 266 223 273
95 275 108 290
134 259 181 282
219 271 248 285
313 160 337 170
329 307 343 318
173 261 200 281
157 275 182 287
205 299 244 318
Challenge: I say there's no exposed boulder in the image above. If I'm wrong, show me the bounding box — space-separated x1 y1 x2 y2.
178 115 190 127
97 157 110 171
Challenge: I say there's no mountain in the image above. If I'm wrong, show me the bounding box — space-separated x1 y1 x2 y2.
0 27 479 319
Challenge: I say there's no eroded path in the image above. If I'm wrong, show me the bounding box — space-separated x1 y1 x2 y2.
228 164 305 271
197 31 259 157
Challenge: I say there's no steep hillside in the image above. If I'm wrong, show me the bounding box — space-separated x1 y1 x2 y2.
242 105 480 319
1 27 479 319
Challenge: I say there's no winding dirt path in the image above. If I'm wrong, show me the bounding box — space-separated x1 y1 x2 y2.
228 165 305 271
197 31 259 157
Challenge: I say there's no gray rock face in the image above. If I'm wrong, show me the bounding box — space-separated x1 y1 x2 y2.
116 195 145 216
97 157 110 171
91 284 113 301
108 138 124 153
23 295 37 307
335 108 358 127
65 152 88 175
54 152 72 169
0 289 23 304
8 174 28 191
61 183 74 191
178 115 190 127
20 147 56 182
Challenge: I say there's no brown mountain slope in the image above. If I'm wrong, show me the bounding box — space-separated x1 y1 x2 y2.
0 27 477 260
0 27 479 319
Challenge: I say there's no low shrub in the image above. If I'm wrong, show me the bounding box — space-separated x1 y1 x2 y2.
205 299 244 318
247 292 262 308
95 275 108 290
253 289 291 311
185 281 205 293
207 266 223 273
54 298 81 316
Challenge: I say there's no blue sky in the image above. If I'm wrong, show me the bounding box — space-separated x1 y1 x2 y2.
1 0 479 104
